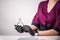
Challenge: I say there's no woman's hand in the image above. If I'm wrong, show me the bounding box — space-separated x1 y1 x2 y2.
37 29 59 36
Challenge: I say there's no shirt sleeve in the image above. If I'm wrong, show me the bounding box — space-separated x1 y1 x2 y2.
31 2 42 28
31 12 40 28
53 9 60 35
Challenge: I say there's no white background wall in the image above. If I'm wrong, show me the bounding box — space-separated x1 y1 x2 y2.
0 0 45 35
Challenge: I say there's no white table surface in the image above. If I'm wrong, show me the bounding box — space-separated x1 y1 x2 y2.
0 33 60 40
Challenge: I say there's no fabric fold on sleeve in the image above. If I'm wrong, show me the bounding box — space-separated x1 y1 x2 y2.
53 9 60 35
31 22 40 28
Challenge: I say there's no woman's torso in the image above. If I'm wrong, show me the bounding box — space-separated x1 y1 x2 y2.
38 1 60 30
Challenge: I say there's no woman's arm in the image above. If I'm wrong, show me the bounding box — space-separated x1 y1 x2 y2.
37 29 59 36
31 25 59 36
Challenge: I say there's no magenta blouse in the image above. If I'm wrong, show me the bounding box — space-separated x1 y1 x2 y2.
32 1 60 34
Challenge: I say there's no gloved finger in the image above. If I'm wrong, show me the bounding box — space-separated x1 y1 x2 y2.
14 25 24 33
15 25 22 30
17 28 23 33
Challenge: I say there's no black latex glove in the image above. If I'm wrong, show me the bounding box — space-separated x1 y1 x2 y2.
23 25 35 36
15 25 35 36
15 25 24 33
